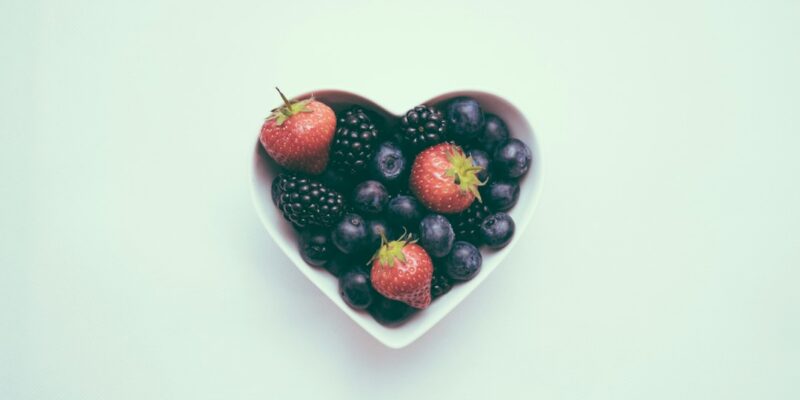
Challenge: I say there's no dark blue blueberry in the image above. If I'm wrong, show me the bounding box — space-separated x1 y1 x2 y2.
324 254 355 278
483 180 520 211
493 138 531 178
368 295 416 326
467 148 490 182
319 168 352 193
339 268 375 310
332 213 369 255
352 180 389 215
475 114 509 153
479 212 515 249
444 241 482 281
445 97 485 142
386 195 424 230
369 142 408 188
419 214 455 258
299 228 335 267
365 219 396 253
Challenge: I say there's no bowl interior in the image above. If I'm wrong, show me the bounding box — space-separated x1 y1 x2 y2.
251 90 543 348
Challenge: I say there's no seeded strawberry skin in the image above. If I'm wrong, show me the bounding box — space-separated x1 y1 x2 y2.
371 243 433 309
260 100 336 174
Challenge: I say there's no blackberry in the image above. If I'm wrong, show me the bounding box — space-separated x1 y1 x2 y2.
451 200 492 243
430 274 452 299
399 105 447 152
330 108 380 176
272 173 345 228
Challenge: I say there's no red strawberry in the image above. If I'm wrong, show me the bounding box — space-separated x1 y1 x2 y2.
259 88 336 174
409 143 485 214
370 233 433 309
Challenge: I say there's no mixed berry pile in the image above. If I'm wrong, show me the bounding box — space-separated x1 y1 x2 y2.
260 89 531 326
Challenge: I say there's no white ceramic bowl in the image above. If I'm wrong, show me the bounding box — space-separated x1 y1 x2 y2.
251 90 543 348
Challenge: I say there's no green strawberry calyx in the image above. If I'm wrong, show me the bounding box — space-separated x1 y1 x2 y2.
370 230 416 268
267 87 313 126
445 146 486 201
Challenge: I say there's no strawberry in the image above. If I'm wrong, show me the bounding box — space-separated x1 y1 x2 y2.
409 142 485 214
370 233 434 309
259 88 336 174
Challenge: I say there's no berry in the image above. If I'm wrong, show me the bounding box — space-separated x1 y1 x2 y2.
272 173 345 228
399 105 447 152
319 168 353 193
368 296 416 326
466 148 490 182
418 214 455 258
386 195 424 230
444 241 482 281
475 114 509 153
324 255 355 278
480 212 515 249
451 200 492 243
493 138 531 178
299 228 335 267
260 88 336 174
332 213 369 255
329 108 380 176
369 141 408 188
430 274 452 299
446 97 485 143
339 268 376 310
483 180 519 211
365 219 396 254
352 180 389 215
409 143 485 214
370 233 434 309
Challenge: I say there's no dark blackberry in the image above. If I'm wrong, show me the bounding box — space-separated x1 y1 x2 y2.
272 173 346 228
399 105 447 152
450 200 492 243
330 108 380 176
430 274 452 299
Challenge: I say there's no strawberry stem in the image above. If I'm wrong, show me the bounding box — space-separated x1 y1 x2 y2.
275 87 292 109
267 87 313 126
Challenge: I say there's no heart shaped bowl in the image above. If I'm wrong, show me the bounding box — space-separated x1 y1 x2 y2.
251 90 543 348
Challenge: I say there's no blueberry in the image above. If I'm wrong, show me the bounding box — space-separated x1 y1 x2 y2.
493 138 531 178
324 254 355 278
365 219 396 253
446 97 485 142
369 142 408 188
479 212 515 249
352 180 389 215
475 114 509 153
419 214 455 258
444 241 482 281
332 213 369 255
368 295 416 326
466 148 490 182
299 228 335 267
339 268 375 310
386 195 424 229
483 180 519 211
319 168 352 192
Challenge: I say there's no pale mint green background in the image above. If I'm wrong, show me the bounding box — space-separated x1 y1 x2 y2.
2 0 798 399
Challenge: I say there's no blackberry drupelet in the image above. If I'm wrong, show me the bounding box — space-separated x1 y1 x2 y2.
330 108 380 175
272 173 345 228
451 200 492 243
399 105 447 152
430 274 453 299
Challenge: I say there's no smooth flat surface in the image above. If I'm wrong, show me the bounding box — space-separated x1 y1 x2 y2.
2 0 799 399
